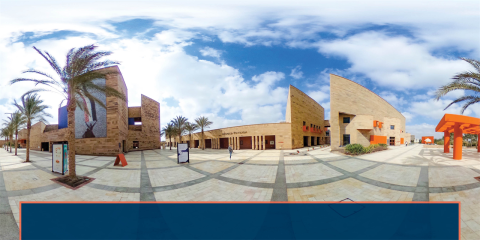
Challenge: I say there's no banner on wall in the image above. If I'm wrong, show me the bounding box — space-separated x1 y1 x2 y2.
52 143 69 175
177 143 189 164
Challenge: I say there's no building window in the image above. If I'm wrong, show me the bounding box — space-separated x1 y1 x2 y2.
133 141 139 149
343 117 350 123
343 134 350 145
326 131 330 137
390 125 395 130
310 124 312 128
303 121 306 126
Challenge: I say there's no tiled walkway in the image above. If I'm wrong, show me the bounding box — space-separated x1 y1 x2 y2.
1 145 480 239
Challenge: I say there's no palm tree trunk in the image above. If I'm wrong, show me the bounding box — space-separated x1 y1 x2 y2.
9 135 12 153
169 136 172 150
67 98 77 180
26 121 31 162
15 129 18 155
201 129 204 150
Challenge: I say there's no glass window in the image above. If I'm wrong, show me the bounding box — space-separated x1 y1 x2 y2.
343 117 350 123
343 134 350 145
326 131 330 137
390 125 395 130
303 121 306 126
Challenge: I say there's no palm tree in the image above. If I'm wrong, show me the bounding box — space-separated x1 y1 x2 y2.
195 116 213 150
2 120 14 153
171 116 188 147
13 93 52 162
11 45 125 180
1 128 9 150
3 112 26 155
435 58 480 113
161 123 176 150
185 122 199 149
10 111 27 156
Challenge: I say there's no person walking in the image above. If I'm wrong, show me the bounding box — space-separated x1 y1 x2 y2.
228 144 233 160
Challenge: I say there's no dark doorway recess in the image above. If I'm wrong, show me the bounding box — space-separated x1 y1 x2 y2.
265 135 275 149
390 137 395 146
205 139 212 148
239 136 252 149
311 136 315 146
303 136 308 147
317 137 320 145
194 140 200 148
220 138 229 149
41 142 49 151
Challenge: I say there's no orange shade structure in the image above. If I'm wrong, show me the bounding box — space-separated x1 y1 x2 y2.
421 136 434 144
435 114 480 160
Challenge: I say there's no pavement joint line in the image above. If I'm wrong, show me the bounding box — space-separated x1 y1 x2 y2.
271 150 287 201
140 151 156 201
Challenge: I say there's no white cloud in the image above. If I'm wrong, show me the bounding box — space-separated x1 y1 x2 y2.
290 65 303 79
1 0 479 140
318 31 471 89
379 91 405 110
408 98 480 120
199 47 222 58
406 123 443 139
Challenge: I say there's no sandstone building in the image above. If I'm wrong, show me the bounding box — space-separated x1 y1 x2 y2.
16 66 161 155
169 85 328 150
330 74 410 150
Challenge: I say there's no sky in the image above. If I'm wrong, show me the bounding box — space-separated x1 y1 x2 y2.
0 0 479 140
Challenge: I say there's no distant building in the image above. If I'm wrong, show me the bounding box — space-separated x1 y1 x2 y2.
170 85 327 150
329 74 410 150
16 66 161 155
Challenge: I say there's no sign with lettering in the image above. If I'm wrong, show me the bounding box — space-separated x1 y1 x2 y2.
52 144 68 175
222 131 247 135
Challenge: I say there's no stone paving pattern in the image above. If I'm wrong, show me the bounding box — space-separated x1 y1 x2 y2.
0 144 480 239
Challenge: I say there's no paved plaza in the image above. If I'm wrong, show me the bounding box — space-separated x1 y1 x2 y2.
1 145 480 239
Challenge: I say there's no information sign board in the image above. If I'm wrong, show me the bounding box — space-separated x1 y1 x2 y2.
52 143 69 175
177 143 189 164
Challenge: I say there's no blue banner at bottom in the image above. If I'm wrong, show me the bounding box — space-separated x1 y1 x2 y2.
21 202 459 240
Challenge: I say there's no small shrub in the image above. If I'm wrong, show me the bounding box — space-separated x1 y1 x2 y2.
378 143 388 150
345 144 364 155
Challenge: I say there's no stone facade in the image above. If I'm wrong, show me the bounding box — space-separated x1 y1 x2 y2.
170 85 327 150
330 74 410 150
15 66 160 156
126 95 161 151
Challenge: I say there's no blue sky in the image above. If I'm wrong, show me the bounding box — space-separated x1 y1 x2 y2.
0 0 479 139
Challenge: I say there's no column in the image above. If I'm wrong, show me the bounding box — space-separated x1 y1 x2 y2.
234 137 237 150
256 136 259 150
453 124 463 160
444 131 450 153
236 137 239 150
252 136 254 150
477 134 479 153
228 137 231 148
262 135 265 150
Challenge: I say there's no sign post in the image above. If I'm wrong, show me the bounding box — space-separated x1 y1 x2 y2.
52 143 69 175
177 143 189 164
